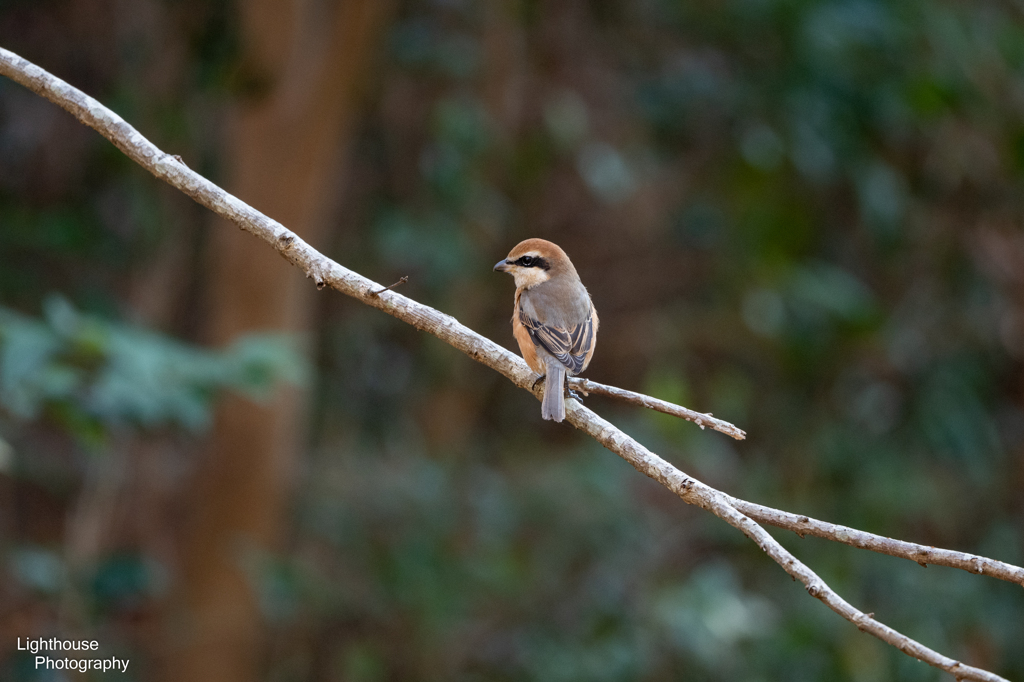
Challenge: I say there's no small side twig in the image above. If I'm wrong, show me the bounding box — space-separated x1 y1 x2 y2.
371 276 408 296
571 378 746 440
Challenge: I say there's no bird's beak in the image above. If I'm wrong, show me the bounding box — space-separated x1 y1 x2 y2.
493 259 512 272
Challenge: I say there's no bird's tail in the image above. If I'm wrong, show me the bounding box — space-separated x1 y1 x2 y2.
542 361 566 422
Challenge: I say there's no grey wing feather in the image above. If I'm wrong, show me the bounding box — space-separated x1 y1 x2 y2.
519 306 594 375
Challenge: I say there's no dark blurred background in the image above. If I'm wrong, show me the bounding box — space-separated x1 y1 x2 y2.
2 0 1023 680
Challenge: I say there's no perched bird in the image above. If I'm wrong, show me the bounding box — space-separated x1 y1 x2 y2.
494 238 599 422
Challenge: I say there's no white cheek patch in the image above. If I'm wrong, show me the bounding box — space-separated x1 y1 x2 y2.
513 266 550 289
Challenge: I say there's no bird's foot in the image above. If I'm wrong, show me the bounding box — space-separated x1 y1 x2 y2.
563 375 583 403
532 374 546 391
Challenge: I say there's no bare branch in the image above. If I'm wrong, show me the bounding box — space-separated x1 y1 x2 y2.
725 496 1024 587
0 46 1013 682
569 404 1009 682
571 377 746 440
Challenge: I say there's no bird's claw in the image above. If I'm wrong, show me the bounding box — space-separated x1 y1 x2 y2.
563 374 583 403
534 373 583 401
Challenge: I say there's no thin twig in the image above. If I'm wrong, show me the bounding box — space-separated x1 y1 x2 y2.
371 275 408 296
571 377 746 440
0 46 1012 682
725 496 1024 587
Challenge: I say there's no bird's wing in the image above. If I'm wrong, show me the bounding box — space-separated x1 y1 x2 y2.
518 305 595 375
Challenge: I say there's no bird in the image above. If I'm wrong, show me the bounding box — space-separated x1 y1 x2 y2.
494 238 599 422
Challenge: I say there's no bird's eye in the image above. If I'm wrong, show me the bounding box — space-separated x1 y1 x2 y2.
519 256 535 267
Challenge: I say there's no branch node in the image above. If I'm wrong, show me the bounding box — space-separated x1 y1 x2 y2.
316 279 326 290
577 379 590 397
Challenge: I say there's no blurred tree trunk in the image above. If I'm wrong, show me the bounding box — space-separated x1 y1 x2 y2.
160 2 392 682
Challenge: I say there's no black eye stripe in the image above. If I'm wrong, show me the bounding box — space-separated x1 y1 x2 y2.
514 255 550 270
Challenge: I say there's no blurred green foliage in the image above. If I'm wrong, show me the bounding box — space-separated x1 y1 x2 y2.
2 0 1024 680
0 295 306 440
